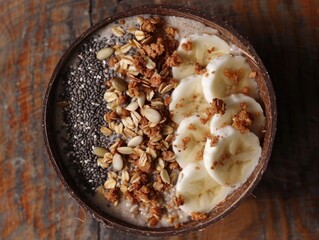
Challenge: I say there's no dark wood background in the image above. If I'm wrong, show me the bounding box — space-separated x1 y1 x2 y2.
0 0 318 239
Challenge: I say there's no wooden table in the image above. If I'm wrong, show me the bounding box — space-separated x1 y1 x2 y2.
1 0 318 239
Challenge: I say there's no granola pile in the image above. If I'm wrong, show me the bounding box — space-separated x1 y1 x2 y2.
93 16 184 227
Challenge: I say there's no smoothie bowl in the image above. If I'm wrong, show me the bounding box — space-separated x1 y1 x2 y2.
43 5 276 236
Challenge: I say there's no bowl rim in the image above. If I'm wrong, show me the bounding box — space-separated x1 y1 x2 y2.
43 4 277 236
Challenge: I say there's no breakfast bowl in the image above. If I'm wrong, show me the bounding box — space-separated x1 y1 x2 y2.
43 5 277 236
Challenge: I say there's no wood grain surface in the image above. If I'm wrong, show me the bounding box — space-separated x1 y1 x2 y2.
0 0 318 239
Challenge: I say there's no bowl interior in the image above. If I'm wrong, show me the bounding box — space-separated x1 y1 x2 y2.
43 5 276 236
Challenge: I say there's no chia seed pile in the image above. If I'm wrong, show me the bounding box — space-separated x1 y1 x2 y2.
61 33 133 191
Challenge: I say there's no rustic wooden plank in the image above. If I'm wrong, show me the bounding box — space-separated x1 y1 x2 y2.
0 0 318 239
0 0 99 239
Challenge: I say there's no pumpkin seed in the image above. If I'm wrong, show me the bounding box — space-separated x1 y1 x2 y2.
92 147 108 157
112 153 124 171
127 136 143 147
111 77 128 92
117 146 134 155
160 169 170 184
141 108 162 124
96 47 114 60
126 101 139 111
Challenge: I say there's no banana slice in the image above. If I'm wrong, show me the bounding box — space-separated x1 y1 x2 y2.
210 94 265 137
172 116 210 168
169 75 209 124
202 54 258 101
204 126 261 186
172 34 230 80
176 161 232 214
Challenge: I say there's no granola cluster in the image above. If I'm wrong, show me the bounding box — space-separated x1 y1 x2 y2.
94 16 186 227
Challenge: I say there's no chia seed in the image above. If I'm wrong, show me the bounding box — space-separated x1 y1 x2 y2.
60 34 126 191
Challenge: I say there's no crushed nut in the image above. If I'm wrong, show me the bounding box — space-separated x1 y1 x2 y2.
165 26 178 37
232 103 253 133
174 196 185 206
191 212 208 221
104 188 120 203
166 51 182 67
223 68 243 83
194 62 206 75
143 38 165 58
182 40 192 51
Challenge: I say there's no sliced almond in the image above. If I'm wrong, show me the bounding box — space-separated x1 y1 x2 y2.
109 139 121 153
137 16 144 25
158 158 165 170
138 152 148 167
100 126 113 136
112 153 124 171
108 121 116 130
137 92 146 108
141 108 162 124
119 59 129 71
160 83 175 94
97 158 109 169
120 185 128 193
114 123 123 134
135 30 146 41
96 47 114 60
160 169 170 184
145 57 156 69
121 117 135 129
127 65 139 76
127 136 143 147
112 26 125 37
131 111 141 126
127 27 137 34
141 36 153 45
92 147 108 157
117 146 134 155
131 174 141 184
146 147 157 159
126 101 139 111
104 178 117 189
120 43 132 54
121 170 130 182
104 91 118 102
123 128 137 138
132 39 142 49
108 171 118 179
146 90 155 101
